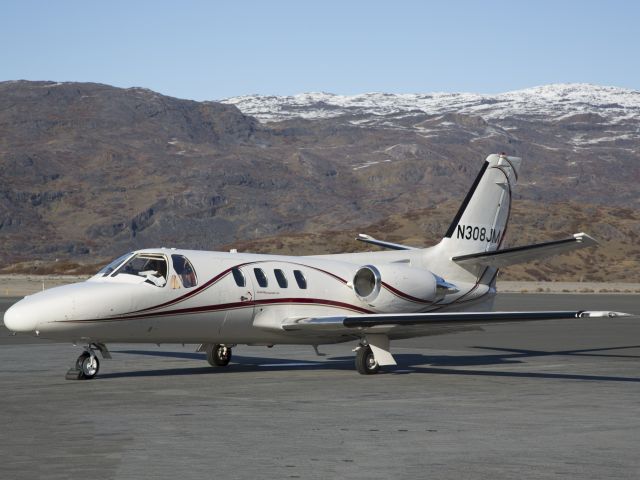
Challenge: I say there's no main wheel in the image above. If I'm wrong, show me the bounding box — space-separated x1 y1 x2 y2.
355 346 379 375
206 344 232 367
76 351 100 379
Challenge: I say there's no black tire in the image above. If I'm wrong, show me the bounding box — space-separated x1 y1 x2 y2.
355 346 380 375
76 351 100 379
206 344 232 367
213 344 231 366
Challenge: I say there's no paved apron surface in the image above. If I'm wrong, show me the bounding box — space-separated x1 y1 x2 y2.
1 294 639 479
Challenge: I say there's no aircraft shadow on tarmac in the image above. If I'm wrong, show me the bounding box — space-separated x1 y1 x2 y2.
104 346 640 383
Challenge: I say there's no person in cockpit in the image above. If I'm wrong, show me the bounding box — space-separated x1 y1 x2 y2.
172 255 197 288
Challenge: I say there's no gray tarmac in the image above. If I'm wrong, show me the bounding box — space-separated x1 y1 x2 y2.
1 294 639 479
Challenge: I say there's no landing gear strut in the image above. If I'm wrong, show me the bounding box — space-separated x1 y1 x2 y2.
355 345 380 375
206 344 232 367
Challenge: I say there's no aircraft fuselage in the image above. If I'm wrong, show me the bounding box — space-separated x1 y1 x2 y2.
5 247 492 345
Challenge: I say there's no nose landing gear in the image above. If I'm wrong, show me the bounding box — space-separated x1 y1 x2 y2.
76 351 100 379
65 343 110 380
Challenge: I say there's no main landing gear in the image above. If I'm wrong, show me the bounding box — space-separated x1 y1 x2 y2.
205 344 233 367
354 335 396 375
355 345 380 375
65 343 110 380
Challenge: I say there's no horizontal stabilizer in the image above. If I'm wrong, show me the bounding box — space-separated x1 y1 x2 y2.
452 233 598 269
281 310 631 335
356 234 417 251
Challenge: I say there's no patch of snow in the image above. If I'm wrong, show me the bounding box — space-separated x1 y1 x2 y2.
529 142 561 151
222 84 640 126
470 132 502 143
576 133 637 145
352 159 392 171
39 82 65 87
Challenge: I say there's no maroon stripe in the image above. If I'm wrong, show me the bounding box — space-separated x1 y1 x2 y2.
132 259 348 314
153 297 371 318
451 279 481 304
255 297 369 312
302 264 348 284
381 282 434 305
59 297 373 324
133 261 257 313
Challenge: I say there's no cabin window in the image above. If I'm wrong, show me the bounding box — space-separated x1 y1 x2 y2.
231 267 245 287
97 252 133 277
253 268 268 288
274 269 288 288
293 270 307 289
171 254 198 288
112 253 168 287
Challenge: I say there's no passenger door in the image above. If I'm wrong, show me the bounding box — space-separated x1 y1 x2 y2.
218 263 256 339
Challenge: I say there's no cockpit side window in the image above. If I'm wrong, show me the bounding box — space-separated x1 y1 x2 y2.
171 254 198 288
112 254 168 287
97 252 133 277
231 267 245 287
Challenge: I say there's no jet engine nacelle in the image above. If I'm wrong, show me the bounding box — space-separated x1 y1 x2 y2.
352 264 439 313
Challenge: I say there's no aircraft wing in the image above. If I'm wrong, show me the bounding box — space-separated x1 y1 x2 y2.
281 310 630 336
452 233 597 269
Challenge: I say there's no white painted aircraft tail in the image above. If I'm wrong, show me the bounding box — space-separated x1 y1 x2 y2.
427 154 521 285
441 153 520 256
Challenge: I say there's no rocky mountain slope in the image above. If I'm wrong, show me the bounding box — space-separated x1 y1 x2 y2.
1 81 638 281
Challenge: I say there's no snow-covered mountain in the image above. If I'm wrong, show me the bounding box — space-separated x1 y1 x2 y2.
222 83 640 125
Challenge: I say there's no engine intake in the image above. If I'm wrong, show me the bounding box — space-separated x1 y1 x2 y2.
353 265 381 302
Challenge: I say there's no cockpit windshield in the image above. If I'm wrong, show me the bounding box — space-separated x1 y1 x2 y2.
112 253 168 287
97 252 134 277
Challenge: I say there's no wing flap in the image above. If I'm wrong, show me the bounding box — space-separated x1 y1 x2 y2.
452 233 598 269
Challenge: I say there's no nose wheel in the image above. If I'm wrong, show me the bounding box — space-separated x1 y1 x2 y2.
65 343 109 380
66 351 100 380
77 351 100 379
205 344 232 367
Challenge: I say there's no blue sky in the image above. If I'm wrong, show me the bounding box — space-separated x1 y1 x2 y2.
2 0 638 100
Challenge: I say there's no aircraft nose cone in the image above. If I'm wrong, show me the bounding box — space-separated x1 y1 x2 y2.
3 300 39 333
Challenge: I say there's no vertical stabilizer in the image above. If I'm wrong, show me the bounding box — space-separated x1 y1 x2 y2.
431 154 521 284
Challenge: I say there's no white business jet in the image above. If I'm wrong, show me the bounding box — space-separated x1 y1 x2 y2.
4 154 629 379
